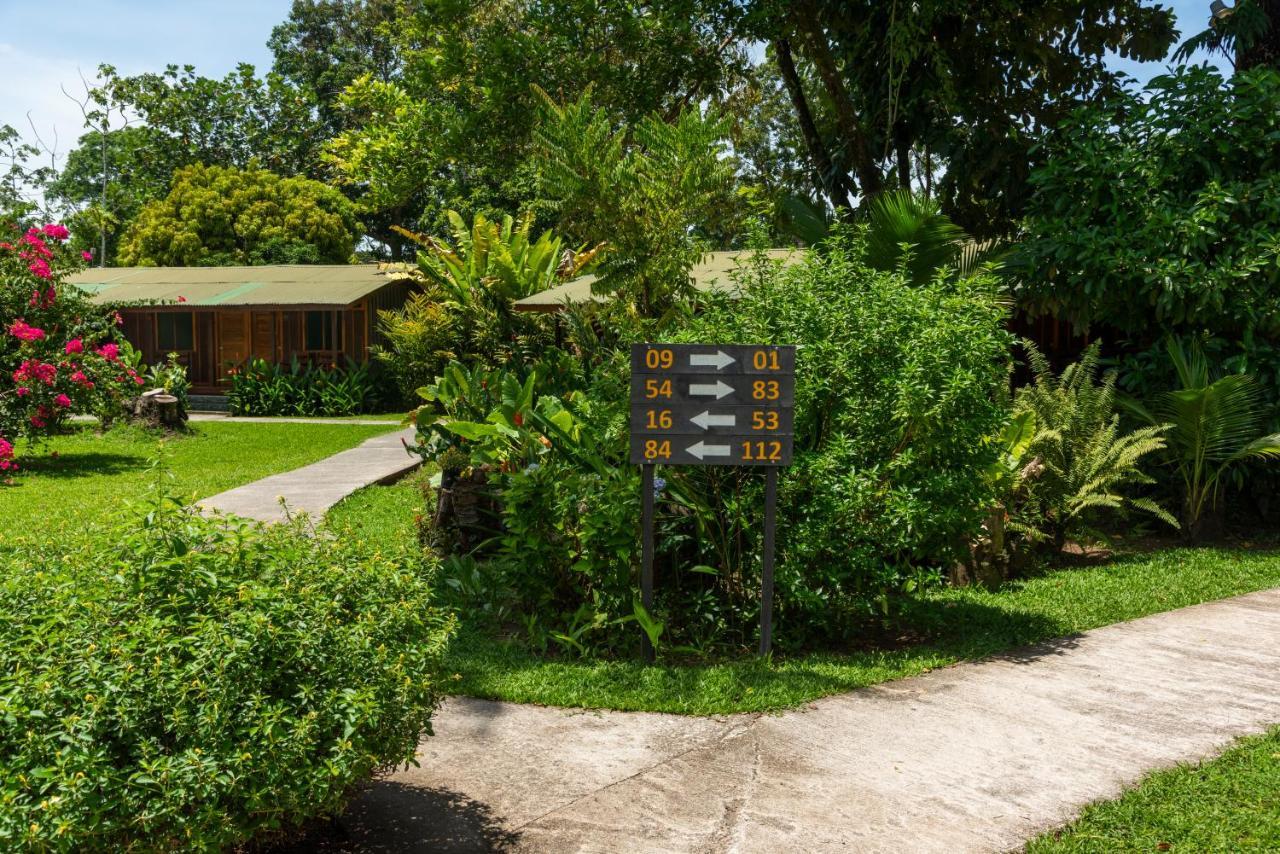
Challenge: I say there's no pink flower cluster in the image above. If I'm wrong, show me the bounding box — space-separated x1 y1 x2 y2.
13 360 56 386
97 343 119 362
8 319 45 342
0 437 15 472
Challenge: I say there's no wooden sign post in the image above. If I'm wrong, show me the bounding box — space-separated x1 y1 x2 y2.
629 343 796 660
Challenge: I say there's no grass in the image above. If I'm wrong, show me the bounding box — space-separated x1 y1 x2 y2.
0 421 400 544
1027 726 1280 852
326 479 1280 716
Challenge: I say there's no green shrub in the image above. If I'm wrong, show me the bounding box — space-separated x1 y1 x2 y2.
0 494 454 851
418 235 1013 652
227 357 390 416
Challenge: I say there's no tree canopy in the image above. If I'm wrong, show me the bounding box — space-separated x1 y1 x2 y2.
118 164 360 266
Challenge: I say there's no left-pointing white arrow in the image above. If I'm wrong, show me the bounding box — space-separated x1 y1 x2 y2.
691 410 736 430
690 350 735 370
688 380 734 399
687 440 732 460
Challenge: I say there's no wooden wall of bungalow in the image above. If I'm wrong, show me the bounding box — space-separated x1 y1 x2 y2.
118 279 414 393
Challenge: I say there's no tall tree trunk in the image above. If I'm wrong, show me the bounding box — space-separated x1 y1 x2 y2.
790 0 883 201
896 136 911 190
773 38 853 210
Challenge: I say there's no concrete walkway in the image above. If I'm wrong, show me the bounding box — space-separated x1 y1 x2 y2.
292 587 1280 853
199 427 420 522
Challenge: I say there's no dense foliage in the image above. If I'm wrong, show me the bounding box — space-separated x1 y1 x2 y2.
0 221 135 468
1019 67 1280 342
0 492 453 851
227 357 389 416
415 236 1013 653
118 164 360 266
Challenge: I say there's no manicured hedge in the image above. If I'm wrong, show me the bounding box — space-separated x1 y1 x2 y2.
0 496 454 851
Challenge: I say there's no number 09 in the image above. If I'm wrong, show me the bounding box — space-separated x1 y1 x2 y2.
645 348 674 369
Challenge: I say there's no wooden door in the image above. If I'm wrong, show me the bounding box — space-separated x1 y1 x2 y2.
251 312 276 362
217 311 250 379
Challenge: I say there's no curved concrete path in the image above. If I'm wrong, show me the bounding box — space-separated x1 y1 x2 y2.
199 427 419 522
289 587 1280 853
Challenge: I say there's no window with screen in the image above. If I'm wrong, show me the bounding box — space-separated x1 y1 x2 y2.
157 312 194 351
305 310 339 351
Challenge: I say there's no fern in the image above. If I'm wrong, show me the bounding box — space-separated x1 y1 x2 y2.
1008 341 1176 549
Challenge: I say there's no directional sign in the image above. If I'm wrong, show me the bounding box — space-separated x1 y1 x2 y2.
628 343 795 467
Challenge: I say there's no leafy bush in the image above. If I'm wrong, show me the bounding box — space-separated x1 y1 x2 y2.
1006 342 1174 551
227 357 389 416
416 235 1014 651
0 492 454 851
1 221 136 470
146 352 191 408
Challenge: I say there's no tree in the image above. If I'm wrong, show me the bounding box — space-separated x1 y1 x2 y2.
533 90 738 315
748 0 1176 234
325 0 750 248
1017 66 1280 343
118 164 360 266
1178 0 1280 71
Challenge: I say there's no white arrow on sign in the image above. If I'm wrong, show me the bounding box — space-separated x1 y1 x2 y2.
688 380 735 400
689 350 735 371
687 440 732 460
691 410 736 430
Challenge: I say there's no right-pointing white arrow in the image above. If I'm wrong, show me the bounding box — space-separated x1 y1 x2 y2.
691 410 736 430
690 350 735 371
687 440 732 460
688 380 734 400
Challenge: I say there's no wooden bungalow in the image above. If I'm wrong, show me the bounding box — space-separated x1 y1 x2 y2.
66 265 418 395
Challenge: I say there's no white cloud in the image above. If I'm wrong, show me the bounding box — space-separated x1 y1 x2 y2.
0 42 114 167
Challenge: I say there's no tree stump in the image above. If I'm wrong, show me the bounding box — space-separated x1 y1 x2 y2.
127 390 187 430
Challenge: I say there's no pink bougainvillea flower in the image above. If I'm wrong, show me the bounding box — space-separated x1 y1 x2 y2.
29 415 45 429
13 360 56 385
0 438 13 460
27 258 52 279
177 295 188 303
82 250 93 261
8 320 45 342
53 393 72 408
14 387 29 397
41 223 70 241
96 342 119 361
65 338 83 354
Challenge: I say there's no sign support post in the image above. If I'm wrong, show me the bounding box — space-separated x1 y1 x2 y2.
640 463 656 663
759 467 778 657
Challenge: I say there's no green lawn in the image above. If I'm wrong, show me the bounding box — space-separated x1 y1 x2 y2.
1028 726 1280 852
325 479 1280 715
0 421 400 546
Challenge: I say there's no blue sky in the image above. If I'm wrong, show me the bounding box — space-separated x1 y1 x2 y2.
0 0 1232 164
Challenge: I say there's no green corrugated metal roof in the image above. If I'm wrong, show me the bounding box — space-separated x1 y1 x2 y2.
65 265 415 308
512 249 801 312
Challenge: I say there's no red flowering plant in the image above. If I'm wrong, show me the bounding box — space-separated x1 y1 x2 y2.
0 222 134 473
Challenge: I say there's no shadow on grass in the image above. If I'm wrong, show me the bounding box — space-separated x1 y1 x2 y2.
444 597 1074 714
271 783 518 853
13 451 144 480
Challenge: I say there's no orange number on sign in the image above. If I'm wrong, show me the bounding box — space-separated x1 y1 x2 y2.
752 380 780 401
644 440 672 460
645 378 672 399
752 349 781 371
645 348 674 369
646 409 673 429
741 441 783 462
751 411 780 431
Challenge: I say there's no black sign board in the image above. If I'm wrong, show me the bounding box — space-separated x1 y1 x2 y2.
628 344 796 466
630 343 796 659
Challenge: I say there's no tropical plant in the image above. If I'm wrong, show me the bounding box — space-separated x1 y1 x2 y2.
533 89 739 315
1008 342 1176 551
146 352 191 407
227 356 387 416
1125 337 1280 540
376 210 601 396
